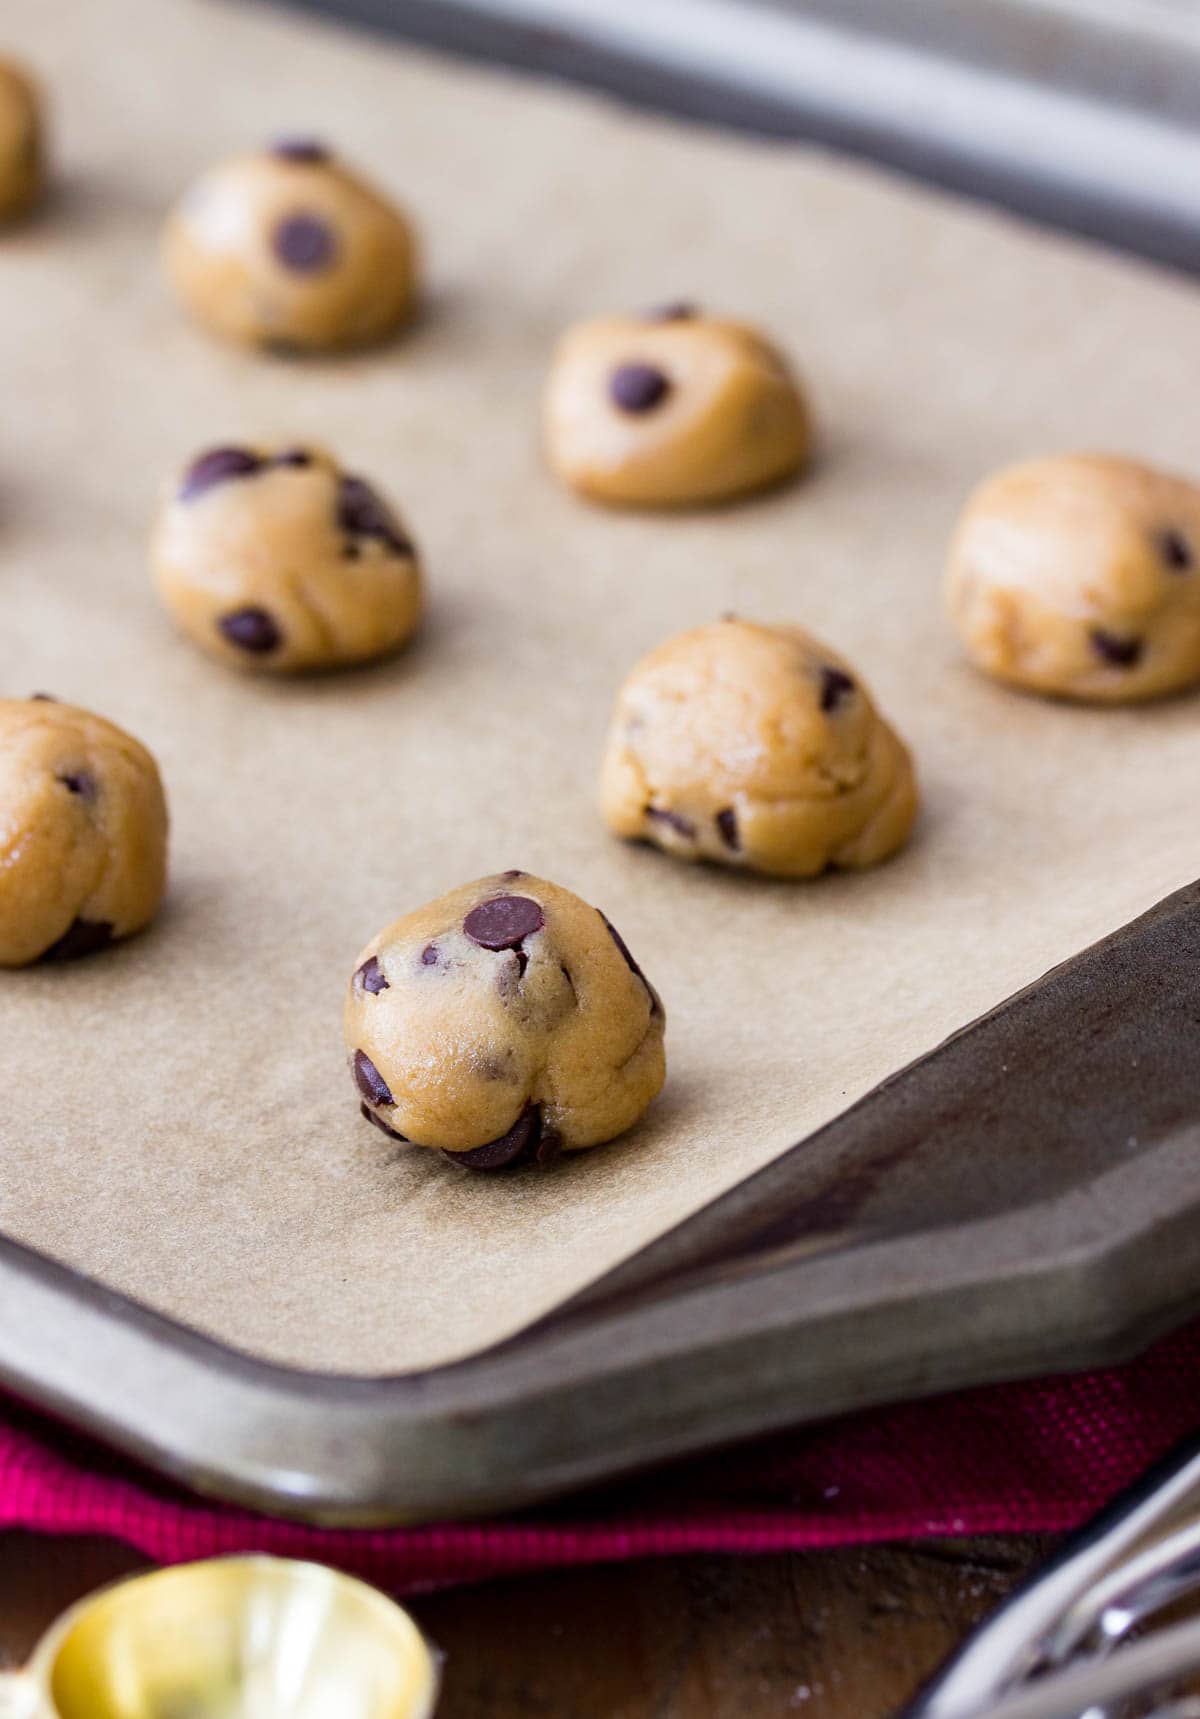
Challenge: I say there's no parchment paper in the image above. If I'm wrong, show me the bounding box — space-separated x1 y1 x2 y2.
2 0 1200 1375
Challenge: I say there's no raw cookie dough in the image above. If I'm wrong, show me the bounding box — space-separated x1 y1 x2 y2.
946 454 1200 703
151 442 423 673
0 697 168 967
0 59 43 222
543 305 811 507
600 618 917 878
162 139 417 351
345 872 666 1170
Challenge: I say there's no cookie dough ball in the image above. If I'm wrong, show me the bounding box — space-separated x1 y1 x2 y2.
0 59 43 222
946 454 1200 703
0 697 168 967
151 442 423 673
544 305 811 507
601 619 917 878
162 139 417 351
345 873 666 1170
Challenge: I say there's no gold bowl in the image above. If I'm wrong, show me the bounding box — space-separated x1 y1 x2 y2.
0 1556 440 1718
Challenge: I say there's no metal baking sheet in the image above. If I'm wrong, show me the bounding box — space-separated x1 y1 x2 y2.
5 0 1200 1523
5 880 1200 1523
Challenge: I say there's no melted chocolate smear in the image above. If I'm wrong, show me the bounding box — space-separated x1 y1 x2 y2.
464 894 544 951
356 956 388 994
715 806 740 850
272 212 337 272
646 804 696 839
610 362 671 413
58 770 96 801
352 1049 394 1107
1092 629 1144 669
217 607 282 655
443 1105 548 1172
1159 528 1193 572
180 446 262 501
359 1101 407 1142
40 918 113 963
336 476 413 557
819 666 856 713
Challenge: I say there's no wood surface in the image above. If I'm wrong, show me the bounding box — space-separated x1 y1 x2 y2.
0 1531 1049 1716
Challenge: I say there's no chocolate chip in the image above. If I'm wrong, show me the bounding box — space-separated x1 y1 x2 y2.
646 805 695 839
40 918 113 963
336 475 413 557
819 666 856 712
352 1049 394 1106
30 692 57 702
360 1101 407 1142
217 607 282 655
715 806 740 850
464 894 544 951
272 447 312 468
272 212 337 272
602 913 661 1018
1158 528 1193 572
610 363 670 413
1091 629 1144 668
356 956 388 994
58 770 96 801
420 943 439 967
444 1105 545 1172
179 446 262 501
271 138 330 165
646 301 696 322
501 869 525 880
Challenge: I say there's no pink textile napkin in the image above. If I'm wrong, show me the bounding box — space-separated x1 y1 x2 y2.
3 1322 1198 1592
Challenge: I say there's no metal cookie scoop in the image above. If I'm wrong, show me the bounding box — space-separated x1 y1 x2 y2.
901 1430 1200 1719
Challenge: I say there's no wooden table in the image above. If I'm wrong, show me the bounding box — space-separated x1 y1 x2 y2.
0 1531 1050 1715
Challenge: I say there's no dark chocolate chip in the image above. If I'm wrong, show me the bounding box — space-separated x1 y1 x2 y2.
352 1049 394 1106
356 956 388 994
537 1126 563 1167
272 447 312 468
1158 528 1193 572
715 806 740 851
610 362 670 414
819 666 856 713
1091 628 1144 668
272 212 337 272
463 894 544 951
336 475 413 556
420 943 439 967
646 804 696 839
30 692 57 702
501 869 525 879
646 301 696 322
179 445 262 501
58 770 96 801
271 138 330 165
602 913 662 1018
217 607 282 655
360 1100 407 1142
40 918 113 963
444 1105 544 1172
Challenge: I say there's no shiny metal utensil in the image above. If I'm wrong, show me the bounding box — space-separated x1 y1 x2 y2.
902 1431 1200 1719
0 1556 439 1719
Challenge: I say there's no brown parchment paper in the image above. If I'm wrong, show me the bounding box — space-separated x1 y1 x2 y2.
3 0 1200 1375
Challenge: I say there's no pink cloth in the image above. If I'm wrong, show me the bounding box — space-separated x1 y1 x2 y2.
3 1322 1199 1592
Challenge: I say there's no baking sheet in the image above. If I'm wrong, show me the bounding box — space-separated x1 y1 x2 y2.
3 0 1200 1377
